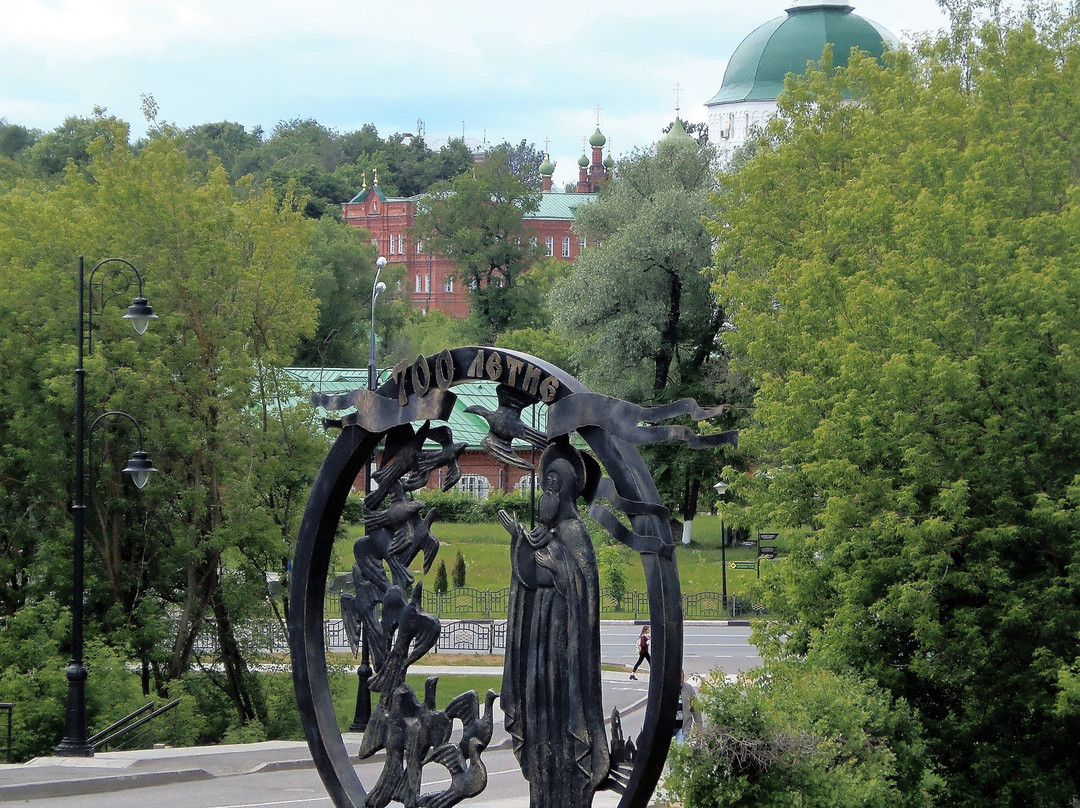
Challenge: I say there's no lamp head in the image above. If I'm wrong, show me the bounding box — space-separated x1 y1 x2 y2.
713 480 729 495
122 450 158 489
374 281 387 298
376 256 387 270
123 296 158 335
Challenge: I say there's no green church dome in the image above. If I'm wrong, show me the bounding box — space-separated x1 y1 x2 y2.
603 153 615 168
539 155 555 176
589 127 607 148
578 153 590 167
664 117 692 142
707 1 897 105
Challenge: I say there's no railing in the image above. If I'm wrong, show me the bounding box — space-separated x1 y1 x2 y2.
1 703 12 763
327 588 759 621
89 698 181 752
184 590 766 660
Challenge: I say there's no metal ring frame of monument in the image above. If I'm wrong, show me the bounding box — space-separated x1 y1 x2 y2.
290 347 683 808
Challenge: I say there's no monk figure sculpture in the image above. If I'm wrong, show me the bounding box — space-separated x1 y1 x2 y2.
499 442 610 808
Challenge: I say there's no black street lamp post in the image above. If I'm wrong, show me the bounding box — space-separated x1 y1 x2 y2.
350 255 386 734
56 256 158 757
714 480 729 615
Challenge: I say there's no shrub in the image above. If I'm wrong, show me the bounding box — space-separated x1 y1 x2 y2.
433 560 449 593
451 550 467 588
416 489 531 523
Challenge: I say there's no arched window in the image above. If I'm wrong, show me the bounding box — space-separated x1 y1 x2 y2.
514 473 538 494
444 275 454 293
415 274 422 293
455 474 491 500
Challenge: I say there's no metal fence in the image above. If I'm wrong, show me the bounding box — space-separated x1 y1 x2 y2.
186 590 765 659
327 588 758 621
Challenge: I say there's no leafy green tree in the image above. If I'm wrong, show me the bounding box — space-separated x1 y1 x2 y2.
26 107 130 177
550 132 747 524
597 538 629 608
0 118 36 159
711 12 1080 805
178 120 264 179
293 216 380 367
0 129 327 730
551 134 721 400
414 150 543 342
665 661 934 807
391 307 474 362
487 139 545 191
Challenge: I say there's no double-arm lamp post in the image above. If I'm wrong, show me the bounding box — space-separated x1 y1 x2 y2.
56 256 158 757
350 255 387 734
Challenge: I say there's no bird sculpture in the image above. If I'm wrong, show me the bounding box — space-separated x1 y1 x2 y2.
367 421 433 509
465 385 547 471
388 507 440 577
402 425 467 492
444 688 498 759
357 684 393 760
365 685 419 808
364 486 428 589
411 676 453 773
419 737 488 808
370 582 440 693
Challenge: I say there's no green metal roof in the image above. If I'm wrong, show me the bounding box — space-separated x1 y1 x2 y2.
707 2 897 105
347 186 391 205
526 192 597 221
281 367 547 450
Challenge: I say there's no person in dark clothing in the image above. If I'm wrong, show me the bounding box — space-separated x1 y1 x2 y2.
630 625 650 679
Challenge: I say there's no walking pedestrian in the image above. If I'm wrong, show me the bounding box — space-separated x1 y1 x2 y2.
630 625 650 679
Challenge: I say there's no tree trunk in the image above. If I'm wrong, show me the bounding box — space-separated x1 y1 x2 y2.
211 583 268 726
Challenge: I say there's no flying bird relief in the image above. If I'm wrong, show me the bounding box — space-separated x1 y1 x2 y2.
465 384 548 470
312 386 456 432
547 393 738 449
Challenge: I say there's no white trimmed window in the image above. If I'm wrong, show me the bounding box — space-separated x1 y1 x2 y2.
562 237 571 258
545 236 554 257
389 234 396 254
415 274 422 293
444 275 454 293
455 474 491 500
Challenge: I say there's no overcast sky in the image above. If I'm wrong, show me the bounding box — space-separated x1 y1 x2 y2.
1 0 951 189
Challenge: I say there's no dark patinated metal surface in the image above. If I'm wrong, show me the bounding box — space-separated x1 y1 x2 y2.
291 346 729 808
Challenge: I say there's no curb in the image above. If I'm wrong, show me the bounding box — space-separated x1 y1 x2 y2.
0 768 214 801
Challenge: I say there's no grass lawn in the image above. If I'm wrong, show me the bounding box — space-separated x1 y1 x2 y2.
333 515 788 601
328 664 503 729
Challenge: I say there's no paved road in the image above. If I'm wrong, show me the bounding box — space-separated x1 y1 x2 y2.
5 624 759 806
13 748 632 808
600 622 760 677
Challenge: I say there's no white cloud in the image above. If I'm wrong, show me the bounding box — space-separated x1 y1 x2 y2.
1 0 952 173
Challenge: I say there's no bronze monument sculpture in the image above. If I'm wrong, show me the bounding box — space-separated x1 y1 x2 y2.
289 347 734 808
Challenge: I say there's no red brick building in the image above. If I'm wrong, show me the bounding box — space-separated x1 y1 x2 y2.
341 132 612 319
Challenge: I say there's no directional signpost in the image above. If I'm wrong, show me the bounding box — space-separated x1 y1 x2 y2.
757 533 779 579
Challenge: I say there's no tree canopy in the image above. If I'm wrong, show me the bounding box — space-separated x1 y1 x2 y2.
688 8 1080 805
0 129 333 754
414 149 543 342
550 134 747 521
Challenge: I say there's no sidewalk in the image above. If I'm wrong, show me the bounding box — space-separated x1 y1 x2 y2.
0 668 652 802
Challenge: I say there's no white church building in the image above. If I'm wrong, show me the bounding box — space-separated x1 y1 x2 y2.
706 1 899 161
